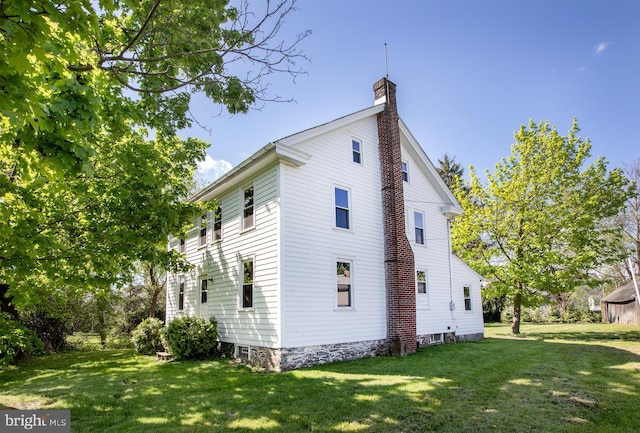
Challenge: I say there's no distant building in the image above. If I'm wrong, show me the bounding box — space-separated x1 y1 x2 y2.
601 279 639 325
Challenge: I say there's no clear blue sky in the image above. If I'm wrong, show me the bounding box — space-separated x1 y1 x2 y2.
184 0 640 183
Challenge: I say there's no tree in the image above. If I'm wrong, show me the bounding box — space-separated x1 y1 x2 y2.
437 153 465 190
1 0 308 337
619 157 640 275
451 119 633 334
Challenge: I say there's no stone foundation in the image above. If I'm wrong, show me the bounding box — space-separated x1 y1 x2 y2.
229 331 483 371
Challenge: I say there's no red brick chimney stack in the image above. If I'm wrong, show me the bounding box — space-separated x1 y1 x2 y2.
374 78 417 356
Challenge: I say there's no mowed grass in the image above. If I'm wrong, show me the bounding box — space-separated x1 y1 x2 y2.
1 323 639 432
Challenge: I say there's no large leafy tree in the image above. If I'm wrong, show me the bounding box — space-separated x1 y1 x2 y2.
1 0 308 322
451 119 633 334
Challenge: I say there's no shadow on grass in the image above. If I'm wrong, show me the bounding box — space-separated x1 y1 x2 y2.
1 337 639 432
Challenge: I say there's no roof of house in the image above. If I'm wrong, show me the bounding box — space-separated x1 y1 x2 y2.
602 279 639 304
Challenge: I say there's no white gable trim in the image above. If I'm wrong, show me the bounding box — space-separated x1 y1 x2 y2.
191 143 310 203
277 105 385 146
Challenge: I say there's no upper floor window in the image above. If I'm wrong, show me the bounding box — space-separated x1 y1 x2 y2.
401 161 409 182
178 276 185 311
242 186 254 230
417 270 428 294
336 261 352 308
241 259 254 308
179 239 186 253
463 286 472 311
352 139 362 164
199 213 207 246
213 205 222 241
335 187 350 230
201 276 208 304
414 211 425 245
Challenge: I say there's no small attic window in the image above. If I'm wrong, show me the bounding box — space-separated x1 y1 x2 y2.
352 139 362 164
401 161 409 182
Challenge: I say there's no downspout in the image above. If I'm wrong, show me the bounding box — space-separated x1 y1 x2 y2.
447 219 455 320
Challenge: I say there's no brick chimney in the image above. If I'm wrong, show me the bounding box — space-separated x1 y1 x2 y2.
374 78 417 356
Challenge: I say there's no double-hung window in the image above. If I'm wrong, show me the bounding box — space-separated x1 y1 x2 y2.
352 139 362 164
401 161 409 182
335 187 350 230
201 277 208 304
179 239 186 253
242 186 254 230
178 276 185 311
414 211 425 245
336 261 352 308
199 213 207 246
242 259 254 308
464 286 472 311
417 270 428 294
213 205 222 241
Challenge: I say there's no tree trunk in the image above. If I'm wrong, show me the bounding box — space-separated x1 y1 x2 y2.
555 293 568 317
148 266 158 318
0 283 19 320
512 291 522 334
96 296 108 349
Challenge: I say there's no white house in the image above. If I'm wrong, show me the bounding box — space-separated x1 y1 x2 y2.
166 78 484 371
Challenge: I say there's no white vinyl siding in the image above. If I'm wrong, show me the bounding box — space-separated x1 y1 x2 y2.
166 166 280 348
280 116 386 347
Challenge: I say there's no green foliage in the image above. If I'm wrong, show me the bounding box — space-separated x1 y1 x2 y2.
164 316 218 360
0 313 44 367
0 1 306 327
131 318 165 355
2 323 640 432
452 119 634 333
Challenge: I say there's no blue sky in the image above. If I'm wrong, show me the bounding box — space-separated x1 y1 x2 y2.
185 0 640 183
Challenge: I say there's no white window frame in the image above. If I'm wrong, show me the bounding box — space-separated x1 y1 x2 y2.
334 186 352 231
463 286 472 311
335 259 354 309
239 257 255 310
178 238 186 253
213 203 223 242
241 184 255 232
351 138 362 165
178 275 185 311
401 160 409 182
414 210 425 245
200 275 208 304
416 269 429 309
198 212 208 247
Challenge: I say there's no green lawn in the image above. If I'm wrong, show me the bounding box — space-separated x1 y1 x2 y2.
2 323 639 432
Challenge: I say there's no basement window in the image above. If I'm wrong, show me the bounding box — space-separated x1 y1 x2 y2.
237 345 250 361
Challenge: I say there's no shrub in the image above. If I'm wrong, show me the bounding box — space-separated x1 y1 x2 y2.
0 313 44 368
164 316 217 360
131 318 165 355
